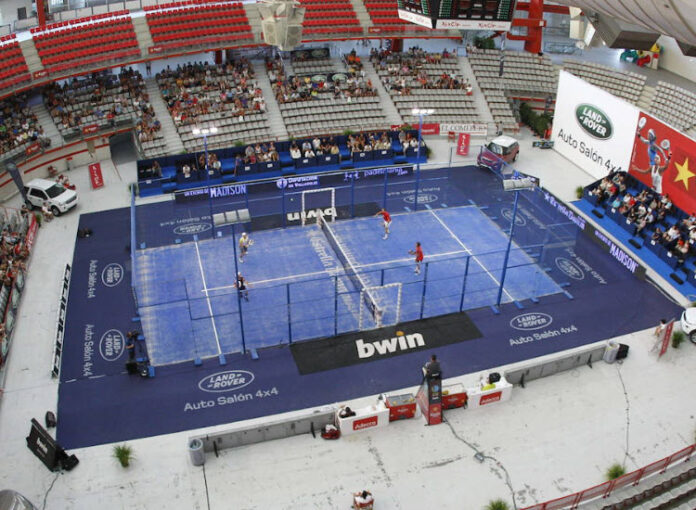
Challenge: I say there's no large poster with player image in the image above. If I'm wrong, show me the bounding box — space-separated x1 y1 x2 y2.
630 113 696 214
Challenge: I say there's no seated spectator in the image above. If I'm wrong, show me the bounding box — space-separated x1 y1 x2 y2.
338 406 356 418
290 143 301 160
182 164 191 178
352 490 374 509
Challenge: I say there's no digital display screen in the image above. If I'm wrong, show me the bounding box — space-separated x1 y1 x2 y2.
398 0 517 31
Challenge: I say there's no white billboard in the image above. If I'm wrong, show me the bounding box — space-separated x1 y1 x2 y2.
551 70 640 180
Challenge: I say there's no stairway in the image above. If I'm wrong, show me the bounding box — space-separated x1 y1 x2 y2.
253 61 288 141
362 60 402 126
132 16 155 55
144 78 184 155
19 39 44 76
347 0 373 26
458 56 494 126
637 84 656 112
32 101 63 150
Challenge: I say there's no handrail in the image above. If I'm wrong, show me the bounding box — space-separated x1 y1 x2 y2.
520 444 696 510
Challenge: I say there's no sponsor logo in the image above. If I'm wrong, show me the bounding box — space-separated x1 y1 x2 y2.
356 333 425 358
479 391 502 405
501 207 527 226
575 104 612 140
555 257 584 280
198 370 255 393
403 193 438 204
173 223 212 235
593 229 639 274
101 263 124 287
276 175 319 189
353 416 379 430
287 207 336 223
99 329 125 361
510 313 553 331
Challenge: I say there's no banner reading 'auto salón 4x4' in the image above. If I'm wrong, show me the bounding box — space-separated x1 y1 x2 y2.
552 71 640 180
629 112 696 214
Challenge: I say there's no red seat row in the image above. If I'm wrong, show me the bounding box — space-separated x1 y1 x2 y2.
146 3 243 18
303 18 359 26
0 73 31 92
144 0 242 11
367 9 397 16
39 33 137 59
45 49 140 75
34 19 131 42
36 25 133 51
42 39 138 66
302 1 354 8
372 17 411 24
30 10 129 33
147 9 246 26
304 26 363 34
0 34 17 44
0 63 28 81
0 56 28 72
151 19 248 37
304 9 356 18
153 26 252 43
154 32 253 51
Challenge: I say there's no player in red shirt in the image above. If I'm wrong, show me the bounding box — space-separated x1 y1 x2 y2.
375 208 392 239
409 242 424 274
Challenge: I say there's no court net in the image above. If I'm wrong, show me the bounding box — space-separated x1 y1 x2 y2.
317 213 383 325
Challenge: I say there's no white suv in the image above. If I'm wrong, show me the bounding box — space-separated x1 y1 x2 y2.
24 178 78 216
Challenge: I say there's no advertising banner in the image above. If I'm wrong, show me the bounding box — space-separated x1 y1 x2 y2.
552 71 640 179
629 113 696 214
456 133 470 156
88 162 104 189
82 124 99 135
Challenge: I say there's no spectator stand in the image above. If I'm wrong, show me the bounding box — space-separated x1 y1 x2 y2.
31 10 140 77
157 59 272 153
135 129 426 197
144 0 254 55
0 34 31 98
468 48 557 132
649 81 696 135
270 49 389 139
370 48 478 126
0 206 38 389
578 171 696 297
563 58 646 105
43 68 166 158
0 93 51 162
297 0 363 39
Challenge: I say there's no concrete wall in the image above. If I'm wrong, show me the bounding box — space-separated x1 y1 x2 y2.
0 0 33 26
657 36 696 83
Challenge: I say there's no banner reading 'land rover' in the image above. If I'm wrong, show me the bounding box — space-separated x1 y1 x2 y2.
552 71 640 180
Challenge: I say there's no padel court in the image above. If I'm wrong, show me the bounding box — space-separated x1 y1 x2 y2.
56 165 682 449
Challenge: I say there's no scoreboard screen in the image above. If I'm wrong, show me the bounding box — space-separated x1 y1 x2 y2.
398 0 517 31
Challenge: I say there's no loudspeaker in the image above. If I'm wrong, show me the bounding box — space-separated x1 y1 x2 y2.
126 361 139 374
616 344 629 360
60 454 79 471
488 372 501 383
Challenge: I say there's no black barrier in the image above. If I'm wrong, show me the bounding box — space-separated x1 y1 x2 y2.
26 418 79 472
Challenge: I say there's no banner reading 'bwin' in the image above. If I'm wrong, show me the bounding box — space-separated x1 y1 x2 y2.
552 71 640 180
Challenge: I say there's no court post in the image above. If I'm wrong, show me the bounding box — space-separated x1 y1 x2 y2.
382 167 388 210
350 177 355 218
286 283 292 342
334 275 338 336
496 190 519 308
411 108 434 212
459 256 471 311
420 262 429 319
230 225 247 353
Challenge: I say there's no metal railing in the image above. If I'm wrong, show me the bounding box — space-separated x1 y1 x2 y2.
521 444 696 510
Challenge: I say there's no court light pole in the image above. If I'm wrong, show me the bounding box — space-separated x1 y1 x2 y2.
495 175 537 311
411 108 434 211
192 126 218 238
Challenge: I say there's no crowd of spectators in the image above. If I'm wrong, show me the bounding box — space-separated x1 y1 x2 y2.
370 47 472 95
588 173 696 262
157 59 265 127
346 131 392 154
240 141 279 164
289 137 339 160
43 68 161 143
0 94 50 156
268 55 378 104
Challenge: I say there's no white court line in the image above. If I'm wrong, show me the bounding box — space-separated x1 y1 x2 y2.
202 249 472 293
428 209 515 302
194 239 222 356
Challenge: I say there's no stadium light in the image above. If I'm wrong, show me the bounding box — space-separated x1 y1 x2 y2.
411 108 434 210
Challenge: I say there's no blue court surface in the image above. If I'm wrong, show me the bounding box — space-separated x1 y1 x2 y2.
56 165 682 449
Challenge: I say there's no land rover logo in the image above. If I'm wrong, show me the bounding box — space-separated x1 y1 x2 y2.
99 329 125 361
101 263 124 287
198 370 255 393
575 104 612 139
501 207 526 226
555 257 584 280
510 313 553 331
173 223 212 235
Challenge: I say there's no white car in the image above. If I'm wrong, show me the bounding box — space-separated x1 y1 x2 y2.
24 178 78 216
679 307 696 342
